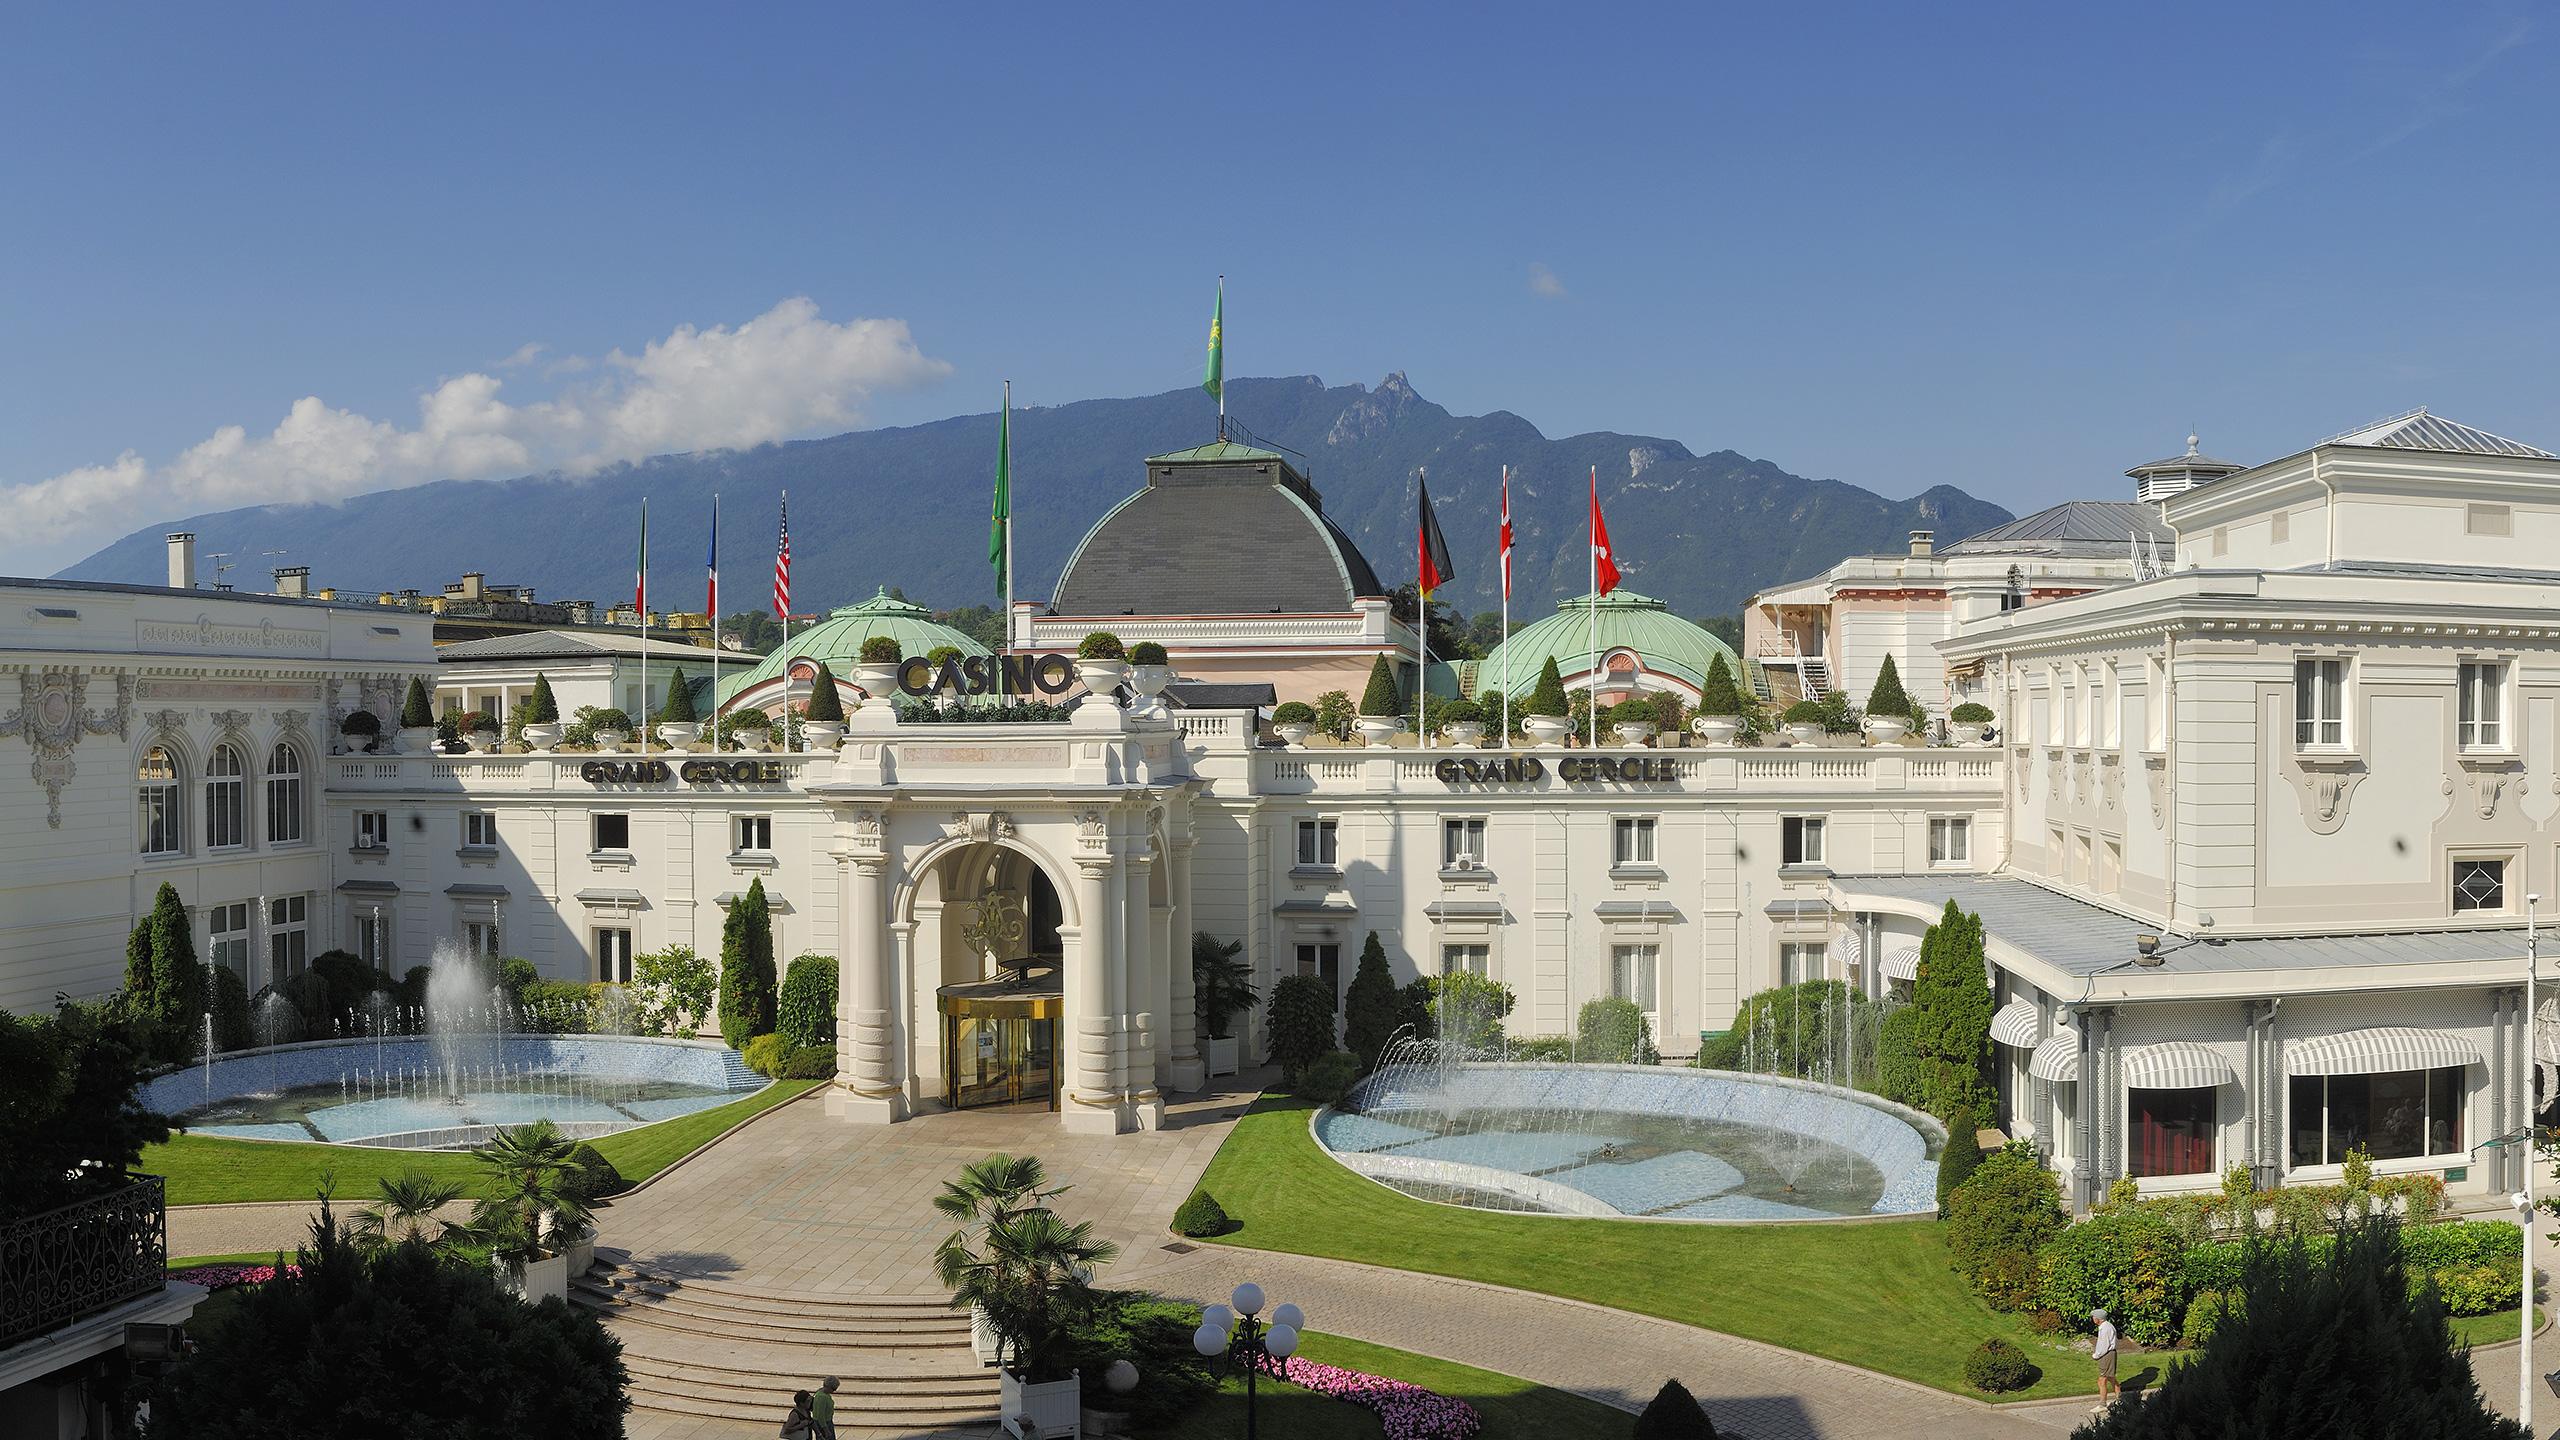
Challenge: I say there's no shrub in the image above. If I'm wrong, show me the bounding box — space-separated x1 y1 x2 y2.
1866 654 1913 719
1524 656 1569 717
717 877 778 1048
1781 699 1825 724
1945 1150 2068 1308
2397 1218 2523 1273
1508 1034 1576 1061
1423 970 1515 1053
781 1044 837 1079
400 677 435 729
1697 654 1744 716
1056 1292 1218 1429
1961 1338 2037 1393
1076 631 1125 661
461 710 496 734
1711 979 1867 1078
1576 996 1655 1064
561 1141 629 1202
209 962 253 1051
2429 1263 2520 1318
925 645 962 670
1298 1050 1362 1104
1437 697 1483 728
1310 688 1355 740
1128 641 1169 665
776 954 837 1048
1271 700 1317 727
725 707 771 733
1266 974 1339 1085
1950 701 1994 725
655 673 697 724
435 711 461 746
2181 1287 2237 1348
1172 1189 1232 1238
2039 1210 2187 1347
1874 1004 1927 1109
518 979 595 1033
1631 1378 1720 1439
584 706 632 734
859 635 901 664
1935 1106 1983 1215
495 956 538 1000
1604 697 1657 728
740 1031 788 1077
1341 933 1401 1073
339 709 381 738
1358 653 1402 717
632 943 715 1036
525 674 559 724
802 663 846 722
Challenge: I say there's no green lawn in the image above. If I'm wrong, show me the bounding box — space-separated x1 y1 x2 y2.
1153 1331 1628 1440
170 1252 292 1269
2451 1304 2545 1349
145 1079 821 1206
1193 1093 2094 1401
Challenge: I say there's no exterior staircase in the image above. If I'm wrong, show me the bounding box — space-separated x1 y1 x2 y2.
572 1249 998 1436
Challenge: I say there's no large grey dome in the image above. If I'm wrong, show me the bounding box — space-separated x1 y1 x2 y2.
1050 442 1386 616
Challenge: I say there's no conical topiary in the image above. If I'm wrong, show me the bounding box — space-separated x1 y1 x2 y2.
527 674 560 724
717 876 778 1046
400 677 435 729
1358 654 1402 717
1867 654 1913 720
1632 1378 1719 1439
657 672 697 724
1698 654 1743 716
1525 656 1569 717
803 662 846 723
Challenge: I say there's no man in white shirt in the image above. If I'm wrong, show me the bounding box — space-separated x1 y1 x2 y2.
2092 1307 2120 1403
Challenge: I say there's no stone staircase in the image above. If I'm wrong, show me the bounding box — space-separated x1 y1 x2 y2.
572 1249 999 1436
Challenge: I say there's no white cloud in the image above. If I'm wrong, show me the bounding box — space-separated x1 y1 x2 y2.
1528 263 1567 300
495 341 546 369
0 297 949 574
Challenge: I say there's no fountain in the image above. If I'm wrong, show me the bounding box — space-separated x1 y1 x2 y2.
424 941 503 1103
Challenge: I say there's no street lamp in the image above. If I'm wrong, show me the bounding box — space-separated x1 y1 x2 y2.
1193 1282 1304 1440
2523 892 2541 1435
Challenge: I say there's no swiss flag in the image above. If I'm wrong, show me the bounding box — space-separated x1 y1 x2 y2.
1590 466 1622 596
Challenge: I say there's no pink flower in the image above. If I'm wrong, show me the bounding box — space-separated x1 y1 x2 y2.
170 1262 301 1291
1273 1356 1481 1440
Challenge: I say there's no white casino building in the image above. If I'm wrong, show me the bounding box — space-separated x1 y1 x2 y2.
1 412 2552 1206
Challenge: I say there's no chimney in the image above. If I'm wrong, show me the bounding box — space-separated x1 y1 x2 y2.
1909 530 1935 557
166 533 197 589
458 572 486 601
273 566 311 599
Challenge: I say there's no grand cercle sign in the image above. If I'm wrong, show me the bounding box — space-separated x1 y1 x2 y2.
581 759 786 786
1434 755 1685 785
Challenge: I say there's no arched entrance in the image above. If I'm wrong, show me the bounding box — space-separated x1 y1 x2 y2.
911 840 1068 1112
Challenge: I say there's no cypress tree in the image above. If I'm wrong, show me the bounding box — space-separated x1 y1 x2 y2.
1358 654 1402 717
1342 932 1401 1073
802 662 846 723
400 677 435 729
1632 1378 1720 1439
1936 1103 1984 1215
1698 653 1744 715
1911 901 1994 1119
656 672 697 724
147 881 206 1031
717 877 778 1046
1867 653 1913 718
527 674 560 724
1526 656 1569 717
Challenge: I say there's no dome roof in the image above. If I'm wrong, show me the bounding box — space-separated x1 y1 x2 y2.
715 588 988 708
1050 443 1385 617
1475 590 1741 698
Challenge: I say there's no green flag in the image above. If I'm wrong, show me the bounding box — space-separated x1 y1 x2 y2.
989 387 1010 595
1202 277 1223 402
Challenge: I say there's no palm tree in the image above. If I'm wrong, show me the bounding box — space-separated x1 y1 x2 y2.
939 1205 1119 1380
353 1171 464 1252
468 1120 592 1259
1192 932 1258 1041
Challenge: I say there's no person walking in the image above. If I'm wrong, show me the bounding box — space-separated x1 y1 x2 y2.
2092 1307 2120 1406
779 1389 814 1440
813 1375 839 1440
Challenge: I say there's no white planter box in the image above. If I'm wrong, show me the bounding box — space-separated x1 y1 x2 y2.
593 729 631 753
1000 1369 1082 1439
802 721 845 751
1207 1035 1241 1077
1950 722 1988 747
498 1249 571 1305
973 1301 1002 1364
1443 722 1486 747
853 661 902 698
397 725 438 755
1784 722 1825 746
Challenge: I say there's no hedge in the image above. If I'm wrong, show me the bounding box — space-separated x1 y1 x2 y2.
776 955 837 1048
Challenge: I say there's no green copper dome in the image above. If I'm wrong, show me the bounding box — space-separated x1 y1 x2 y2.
715 588 989 708
1474 590 1740 698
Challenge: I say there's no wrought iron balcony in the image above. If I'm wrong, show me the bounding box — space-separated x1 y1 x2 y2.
0 1174 168 1350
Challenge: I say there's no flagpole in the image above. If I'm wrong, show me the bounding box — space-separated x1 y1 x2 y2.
709 492 720 752
1500 464 1511 751
777 491 791 749
1003 380 1016 698
1215 276 1226 442
1588 466 1599 749
638 497 650 756
1415 468 1428 751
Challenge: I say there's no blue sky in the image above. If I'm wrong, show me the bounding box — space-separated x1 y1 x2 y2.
2 2 2554 574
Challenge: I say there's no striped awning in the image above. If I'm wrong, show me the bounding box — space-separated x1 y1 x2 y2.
2123 1041 2238 1089
1833 929 1864 970
1881 946 1922 982
2029 1031 2081 1082
1990 1001 2043 1048
2283 1027 2484 1077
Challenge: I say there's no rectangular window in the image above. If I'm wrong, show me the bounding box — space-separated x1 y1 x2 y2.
463 812 498 848
2293 657 2345 748
464 918 500 959
595 928 634 984
1295 818 1338 867
2452 858 2507 913
1781 815 1826 867
1609 943 1659 1010
2129 1087 2217 1178
2289 1068 2465 1166
265 750 303 845
352 904 389 969
1612 817 1657 867
1441 818 1486 868
1778 941 1824 987
206 752 245 850
208 901 250 979
735 815 773 852
139 750 181 857
355 811 389 850
1929 817 1970 866
267 894 307 987
593 813 631 853
1441 944 1488 977
2458 661 2506 751
1294 942 1341 997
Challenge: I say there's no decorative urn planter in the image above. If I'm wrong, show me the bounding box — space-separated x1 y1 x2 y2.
853 660 901 699
1207 1034 1242 1077
1128 662 1176 701
1690 714 1742 745
1521 714 1573 747
1444 721 1487 747
593 728 631 753
1352 715 1404 747
655 721 702 749
1000 1368 1083 1439
802 720 845 751
397 725 438 755
1861 715 1912 746
1611 721 1657 748
1948 721 1987 747
1075 659 1129 703
1274 722 1314 749
466 729 503 753
1784 722 1825 746
730 727 771 753
519 721 563 753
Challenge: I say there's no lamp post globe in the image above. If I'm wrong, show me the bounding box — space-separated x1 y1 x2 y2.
1230 1282 1264 1316
1203 1302 1234 1332
1271 1302 1305 1332
1193 1322 1227 1358
1266 1323 1300 1358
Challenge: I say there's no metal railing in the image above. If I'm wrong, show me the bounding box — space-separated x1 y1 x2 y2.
0 1174 168 1349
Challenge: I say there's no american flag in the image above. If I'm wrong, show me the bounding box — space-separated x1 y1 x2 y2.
773 493 791 620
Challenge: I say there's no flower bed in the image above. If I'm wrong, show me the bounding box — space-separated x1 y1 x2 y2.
171 1262 300 1292
1275 1355 1481 1439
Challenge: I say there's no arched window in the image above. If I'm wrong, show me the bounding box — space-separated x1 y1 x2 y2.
205 743 246 849
265 743 304 844
138 746 182 856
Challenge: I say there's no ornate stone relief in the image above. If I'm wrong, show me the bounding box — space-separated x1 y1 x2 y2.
2046 752 2063 803
850 808 883 846
2013 747 2031 803
208 707 255 758
941 810 1016 844
2143 755 2168 829
0 669 133 827
273 708 311 751
2445 765 2520 822
2098 754 2122 814
2282 755 2367 837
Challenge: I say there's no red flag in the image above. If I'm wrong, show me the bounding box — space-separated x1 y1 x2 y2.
1590 466 1621 596
1499 466 1513 601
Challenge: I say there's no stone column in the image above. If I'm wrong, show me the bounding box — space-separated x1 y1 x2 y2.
1166 816 1203 1091
830 851 907 1123
1064 854 1131 1133
1124 853 1163 1129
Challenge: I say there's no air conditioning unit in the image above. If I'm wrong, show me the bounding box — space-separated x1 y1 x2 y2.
1451 854 1478 872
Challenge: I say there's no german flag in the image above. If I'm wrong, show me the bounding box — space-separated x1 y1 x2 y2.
1417 471 1454 598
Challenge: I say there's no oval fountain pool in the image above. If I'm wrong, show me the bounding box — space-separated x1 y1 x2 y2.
1314 1061 1944 1221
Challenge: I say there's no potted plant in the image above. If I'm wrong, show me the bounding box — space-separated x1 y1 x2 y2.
1781 699 1827 745
801 662 847 749
1439 697 1487 747
1949 701 1995 746
1194 932 1259 1077
519 674 564 752
461 711 501 752
467 1121 594 1307
587 707 633 752
654 673 702 748
1862 656 1915 744
1691 653 1746 744
726 708 773 752
1127 641 1176 718
340 702 384 753
854 635 903 697
1520 656 1573 747
1075 632 1128 705
1353 654 1405 746
1605 697 1658 747
1270 700 1318 749
935 1156 1115 1436
397 678 439 755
